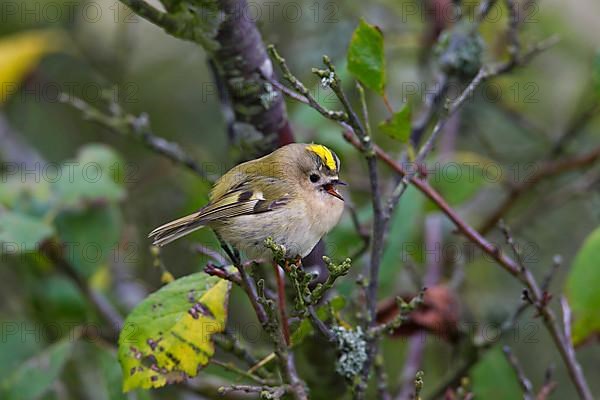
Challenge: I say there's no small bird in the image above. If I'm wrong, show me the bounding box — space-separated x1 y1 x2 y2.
148 143 345 259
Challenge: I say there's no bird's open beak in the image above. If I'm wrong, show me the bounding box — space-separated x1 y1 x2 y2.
323 182 344 201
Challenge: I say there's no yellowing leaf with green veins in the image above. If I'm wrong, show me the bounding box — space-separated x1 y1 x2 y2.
347 19 386 95
379 103 411 142
118 271 232 391
0 31 61 103
565 226 600 345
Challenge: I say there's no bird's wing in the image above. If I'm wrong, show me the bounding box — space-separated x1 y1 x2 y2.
197 176 291 223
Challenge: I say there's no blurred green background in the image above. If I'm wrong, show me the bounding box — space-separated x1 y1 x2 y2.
0 0 599 399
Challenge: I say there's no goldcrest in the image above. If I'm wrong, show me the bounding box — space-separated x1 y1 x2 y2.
149 143 345 259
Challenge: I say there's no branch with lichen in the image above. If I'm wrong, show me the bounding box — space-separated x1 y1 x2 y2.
264 237 350 342
268 26 591 400
209 236 307 400
310 257 352 304
413 371 425 400
256 280 309 400
119 0 292 156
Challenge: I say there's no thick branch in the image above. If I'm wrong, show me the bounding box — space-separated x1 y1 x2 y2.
119 0 293 157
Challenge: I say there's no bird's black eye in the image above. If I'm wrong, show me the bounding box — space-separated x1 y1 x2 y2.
309 173 320 183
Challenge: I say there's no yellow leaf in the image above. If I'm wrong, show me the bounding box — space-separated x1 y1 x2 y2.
118 271 232 391
0 31 61 103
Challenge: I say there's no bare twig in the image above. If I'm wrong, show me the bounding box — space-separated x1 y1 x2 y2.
503 346 535 400
343 134 592 400
218 384 289 399
427 300 529 399
60 94 210 180
194 243 228 265
218 238 269 328
307 305 335 342
536 365 558 400
479 144 600 234
274 52 386 396
205 263 243 286
267 31 590 400
41 241 124 338
210 359 275 385
541 255 562 292
395 215 443 400
396 334 427 400
550 100 600 156
346 201 371 260
375 352 392 400
560 296 589 397
273 262 291 346
385 36 558 221
339 79 386 398
213 331 272 379
410 73 449 146
215 237 307 400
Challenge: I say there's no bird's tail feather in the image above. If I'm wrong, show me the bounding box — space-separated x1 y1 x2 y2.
148 212 207 247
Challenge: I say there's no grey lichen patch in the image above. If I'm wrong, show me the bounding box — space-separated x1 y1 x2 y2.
228 76 262 100
164 0 224 53
332 326 368 380
435 22 484 78
260 82 280 110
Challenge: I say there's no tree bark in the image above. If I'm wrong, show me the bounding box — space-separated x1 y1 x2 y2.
212 0 293 157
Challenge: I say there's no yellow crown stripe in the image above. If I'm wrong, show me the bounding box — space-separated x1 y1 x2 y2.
306 144 336 170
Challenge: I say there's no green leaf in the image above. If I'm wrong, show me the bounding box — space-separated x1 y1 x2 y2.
347 19 386 95
565 226 600 345
54 162 124 208
0 175 51 210
0 211 54 252
1 337 76 400
118 271 232 391
471 347 523 400
54 145 125 209
291 296 346 345
0 319 44 378
379 103 411 142
97 349 130 400
77 144 126 185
